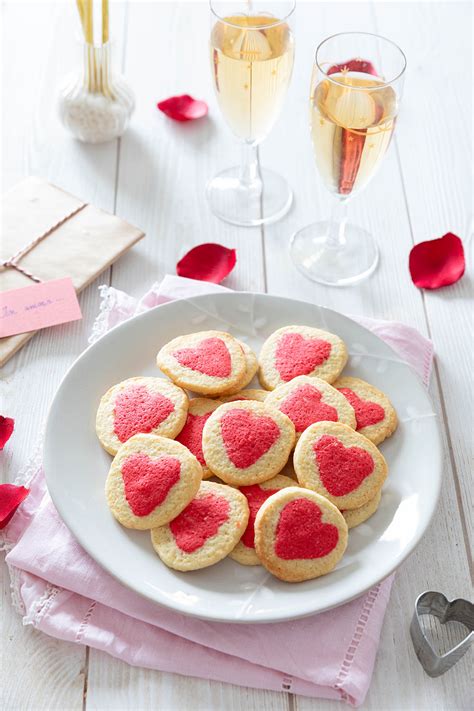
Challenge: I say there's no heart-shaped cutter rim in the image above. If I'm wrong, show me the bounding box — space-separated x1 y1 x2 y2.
410 590 474 677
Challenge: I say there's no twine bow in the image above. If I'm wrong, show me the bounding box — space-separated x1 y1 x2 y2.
1 203 87 283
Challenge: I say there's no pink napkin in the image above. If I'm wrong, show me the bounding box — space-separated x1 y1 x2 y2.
2 275 433 707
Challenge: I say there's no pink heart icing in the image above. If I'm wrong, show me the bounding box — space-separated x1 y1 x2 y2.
113 385 175 443
121 453 181 516
314 435 374 496
170 493 230 553
239 484 279 548
275 333 332 382
275 498 339 559
221 409 280 468
173 337 231 377
279 384 338 432
176 412 212 466
337 387 385 429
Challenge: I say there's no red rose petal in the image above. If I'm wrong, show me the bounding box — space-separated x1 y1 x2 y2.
409 232 465 289
0 416 14 450
0 484 29 529
157 94 208 122
177 243 237 283
327 58 378 76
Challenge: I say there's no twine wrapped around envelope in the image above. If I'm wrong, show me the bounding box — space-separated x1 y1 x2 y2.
0 177 145 366
2 203 87 283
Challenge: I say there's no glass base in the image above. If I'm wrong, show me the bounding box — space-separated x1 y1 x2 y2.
206 166 293 227
290 221 379 286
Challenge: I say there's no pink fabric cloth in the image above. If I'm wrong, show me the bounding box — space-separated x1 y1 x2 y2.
2 275 434 707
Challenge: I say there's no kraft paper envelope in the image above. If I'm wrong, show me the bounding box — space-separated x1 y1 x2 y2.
0 177 145 367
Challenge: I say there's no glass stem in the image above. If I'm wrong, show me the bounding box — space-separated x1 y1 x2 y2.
240 142 262 189
326 198 349 248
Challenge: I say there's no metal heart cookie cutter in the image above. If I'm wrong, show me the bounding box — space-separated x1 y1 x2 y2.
410 591 474 677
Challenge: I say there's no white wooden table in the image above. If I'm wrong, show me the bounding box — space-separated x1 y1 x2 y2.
2 1 472 709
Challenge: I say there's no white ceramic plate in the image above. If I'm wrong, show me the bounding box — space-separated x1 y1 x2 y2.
44 293 441 623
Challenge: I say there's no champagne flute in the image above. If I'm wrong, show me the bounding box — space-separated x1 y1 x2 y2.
290 32 406 285
208 1 295 226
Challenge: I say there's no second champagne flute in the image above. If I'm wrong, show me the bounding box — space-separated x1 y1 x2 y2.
290 32 406 285
208 1 295 226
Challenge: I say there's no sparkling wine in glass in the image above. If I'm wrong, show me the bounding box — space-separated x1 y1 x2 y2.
208 1 295 226
290 32 406 285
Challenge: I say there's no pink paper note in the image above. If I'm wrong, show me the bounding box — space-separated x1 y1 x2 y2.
0 278 82 338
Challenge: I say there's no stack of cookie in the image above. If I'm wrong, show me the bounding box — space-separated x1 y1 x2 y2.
96 326 397 583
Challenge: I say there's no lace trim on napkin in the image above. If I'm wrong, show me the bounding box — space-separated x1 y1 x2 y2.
88 284 138 344
7 563 27 615
23 583 62 627
88 281 165 345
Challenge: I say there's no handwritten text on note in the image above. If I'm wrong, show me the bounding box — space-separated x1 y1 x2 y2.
0 278 82 338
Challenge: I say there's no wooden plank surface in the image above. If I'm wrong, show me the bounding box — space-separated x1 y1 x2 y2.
1 2 471 710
